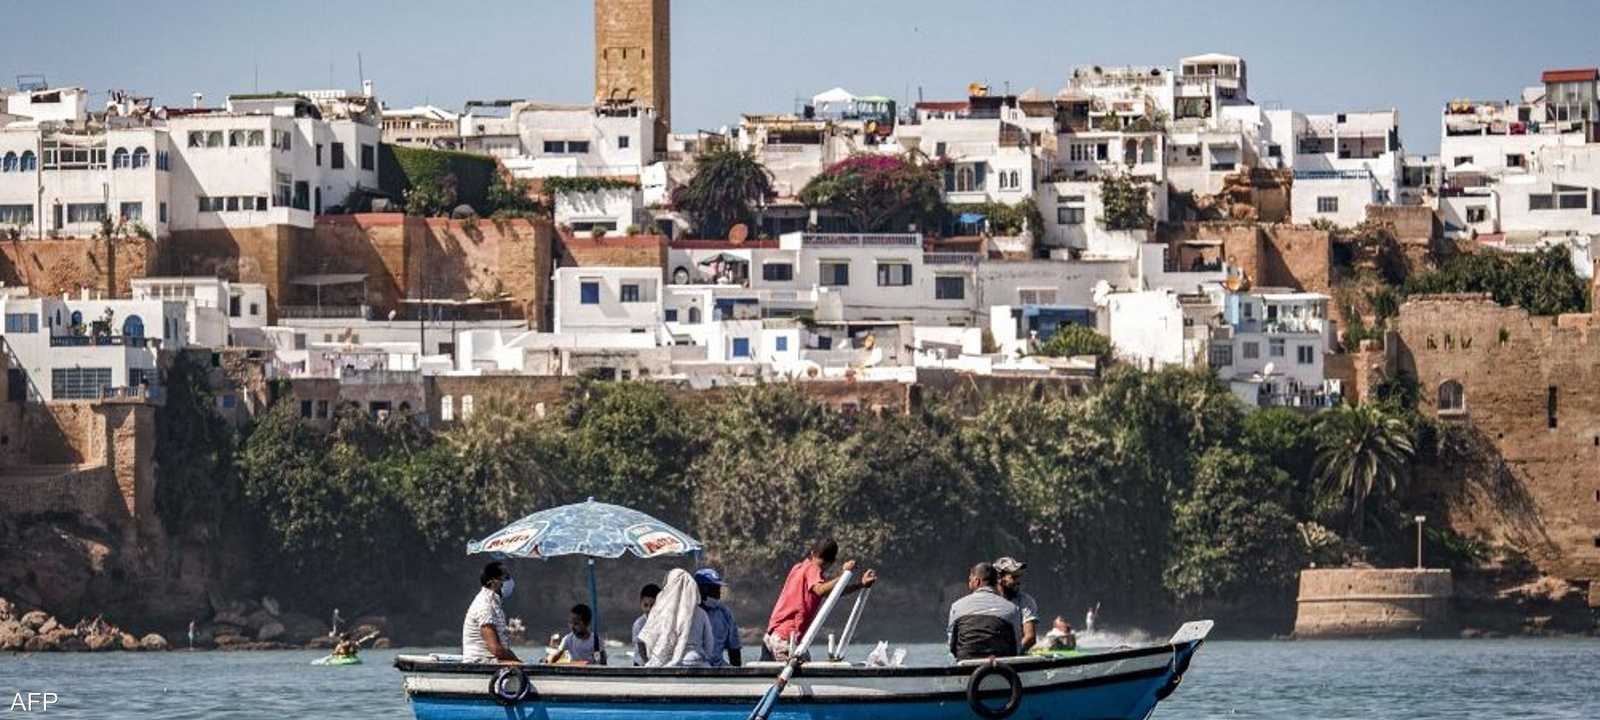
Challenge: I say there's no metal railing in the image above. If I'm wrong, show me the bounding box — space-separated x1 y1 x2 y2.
49 335 161 349
97 384 165 404
924 252 982 266
278 304 371 319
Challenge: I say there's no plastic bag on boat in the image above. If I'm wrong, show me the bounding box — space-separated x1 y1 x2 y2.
864 641 890 667
890 647 907 667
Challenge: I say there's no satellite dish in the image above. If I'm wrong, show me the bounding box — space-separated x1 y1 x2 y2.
728 224 749 245
1262 362 1276 376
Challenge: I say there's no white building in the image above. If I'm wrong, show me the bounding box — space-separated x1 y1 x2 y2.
1266 109 1403 226
381 105 461 150
0 84 381 237
0 289 190 401
552 266 664 334
130 276 268 347
1210 287 1338 408
1436 69 1600 242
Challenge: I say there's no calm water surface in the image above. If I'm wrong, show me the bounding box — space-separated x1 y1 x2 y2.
2 639 1595 718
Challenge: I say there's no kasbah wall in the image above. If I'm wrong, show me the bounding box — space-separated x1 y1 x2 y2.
1184 222 1333 293
154 214 553 328
1391 294 1600 585
0 235 156 298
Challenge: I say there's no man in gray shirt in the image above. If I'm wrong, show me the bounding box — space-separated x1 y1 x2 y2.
947 562 1023 660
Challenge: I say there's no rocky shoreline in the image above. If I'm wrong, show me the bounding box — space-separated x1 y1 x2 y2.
0 597 168 653
0 595 392 653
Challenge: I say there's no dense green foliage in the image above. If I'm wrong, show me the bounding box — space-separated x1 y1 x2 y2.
222 367 1431 629
542 176 641 198
1403 246 1587 316
948 200 1045 238
1098 175 1153 231
1034 324 1113 360
799 155 947 233
1165 449 1304 608
486 175 544 218
379 145 497 215
672 150 773 238
153 352 239 533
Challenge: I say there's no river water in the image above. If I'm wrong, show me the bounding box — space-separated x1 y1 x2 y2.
2 639 1595 718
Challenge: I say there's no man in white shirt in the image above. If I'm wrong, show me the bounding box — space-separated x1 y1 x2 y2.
462 562 521 663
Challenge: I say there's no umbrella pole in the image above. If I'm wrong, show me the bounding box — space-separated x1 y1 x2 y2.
587 558 603 664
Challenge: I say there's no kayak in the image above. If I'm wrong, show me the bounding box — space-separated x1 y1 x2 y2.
314 654 363 666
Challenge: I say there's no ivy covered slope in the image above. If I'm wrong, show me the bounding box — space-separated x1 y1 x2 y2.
201 364 1475 637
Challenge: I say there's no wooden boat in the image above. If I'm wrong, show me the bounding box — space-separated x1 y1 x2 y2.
394 620 1212 720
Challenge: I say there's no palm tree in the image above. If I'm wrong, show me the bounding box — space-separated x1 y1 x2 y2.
672 150 772 238
1312 404 1415 541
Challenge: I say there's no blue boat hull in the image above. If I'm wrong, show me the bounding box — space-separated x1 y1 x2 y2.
397 621 1211 720
411 671 1173 720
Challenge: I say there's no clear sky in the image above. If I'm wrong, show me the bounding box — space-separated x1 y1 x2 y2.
7 1 1598 153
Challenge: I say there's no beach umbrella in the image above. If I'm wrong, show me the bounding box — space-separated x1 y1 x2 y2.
467 498 701 661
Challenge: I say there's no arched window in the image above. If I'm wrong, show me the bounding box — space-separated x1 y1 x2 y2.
672 266 690 285
112 147 130 169
122 314 145 338
461 394 474 419
19 151 35 171
1 152 15 172
70 310 83 327
131 147 149 169
956 166 975 192
687 306 701 324
1438 380 1465 413
440 395 454 421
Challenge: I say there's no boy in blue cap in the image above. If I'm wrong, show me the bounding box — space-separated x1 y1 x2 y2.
693 568 742 667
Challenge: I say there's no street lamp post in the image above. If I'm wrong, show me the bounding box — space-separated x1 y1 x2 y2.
1414 515 1427 569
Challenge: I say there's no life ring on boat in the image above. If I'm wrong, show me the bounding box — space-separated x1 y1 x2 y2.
491 665 533 705
966 661 1023 719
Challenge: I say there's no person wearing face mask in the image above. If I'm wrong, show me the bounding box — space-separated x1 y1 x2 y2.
462 561 522 663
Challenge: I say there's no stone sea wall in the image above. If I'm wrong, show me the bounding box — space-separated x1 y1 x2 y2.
1293 568 1456 638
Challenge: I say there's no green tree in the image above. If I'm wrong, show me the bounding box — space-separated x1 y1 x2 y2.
544 381 704 525
1164 448 1305 607
1312 404 1415 540
1238 407 1320 516
672 150 773 238
153 352 239 534
798 154 947 233
1099 175 1152 231
1404 246 1587 316
1034 324 1113 360
486 173 543 218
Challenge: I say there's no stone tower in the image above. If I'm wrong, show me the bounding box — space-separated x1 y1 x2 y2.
594 0 670 148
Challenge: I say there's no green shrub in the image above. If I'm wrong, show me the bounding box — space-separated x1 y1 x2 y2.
380 145 497 215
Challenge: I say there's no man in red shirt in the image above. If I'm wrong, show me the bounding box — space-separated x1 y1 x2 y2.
762 538 878 661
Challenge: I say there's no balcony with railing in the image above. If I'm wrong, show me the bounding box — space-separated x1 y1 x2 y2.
278 304 372 320
49 334 162 349
97 383 165 406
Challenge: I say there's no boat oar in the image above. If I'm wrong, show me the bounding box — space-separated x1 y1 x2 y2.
834 588 872 660
747 569 855 720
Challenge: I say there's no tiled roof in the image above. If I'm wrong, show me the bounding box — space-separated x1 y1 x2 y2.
1541 68 1598 84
